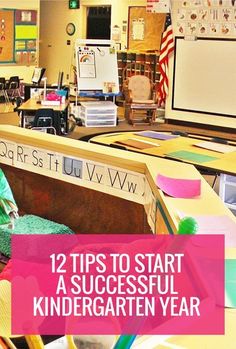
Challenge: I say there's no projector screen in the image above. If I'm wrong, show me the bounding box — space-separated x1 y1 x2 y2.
172 37 236 119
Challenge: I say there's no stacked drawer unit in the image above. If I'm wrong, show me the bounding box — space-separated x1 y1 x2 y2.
80 101 117 127
219 174 236 216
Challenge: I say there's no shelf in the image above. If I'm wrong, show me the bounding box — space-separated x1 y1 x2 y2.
225 202 236 210
221 174 236 185
80 101 117 127
219 174 236 214
117 51 159 91
80 120 116 127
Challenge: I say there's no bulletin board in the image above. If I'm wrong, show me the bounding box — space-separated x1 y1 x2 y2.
75 40 119 93
0 9 14 63
128 7 166 51
172 37 236 119
14 9 37 65
0 8 37 65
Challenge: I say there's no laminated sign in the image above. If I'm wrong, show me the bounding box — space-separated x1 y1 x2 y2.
147 0 170 13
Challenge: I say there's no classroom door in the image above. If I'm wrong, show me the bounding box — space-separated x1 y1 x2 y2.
86 6 111 40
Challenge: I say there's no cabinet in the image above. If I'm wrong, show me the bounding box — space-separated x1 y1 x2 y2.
219 174 236 215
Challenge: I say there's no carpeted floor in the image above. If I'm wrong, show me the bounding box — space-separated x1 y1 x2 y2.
0 112 19 126
67 117 236 143
67 105 236 142
0 104 235 143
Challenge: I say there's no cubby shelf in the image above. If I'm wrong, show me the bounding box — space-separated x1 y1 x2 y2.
117 51 160 92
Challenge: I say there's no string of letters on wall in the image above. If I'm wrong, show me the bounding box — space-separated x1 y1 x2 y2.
172 0 236 37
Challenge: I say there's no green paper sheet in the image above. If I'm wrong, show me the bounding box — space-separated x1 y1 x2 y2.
166 150 218 163
225 259 236 308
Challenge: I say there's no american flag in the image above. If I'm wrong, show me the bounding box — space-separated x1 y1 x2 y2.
157 13 174 107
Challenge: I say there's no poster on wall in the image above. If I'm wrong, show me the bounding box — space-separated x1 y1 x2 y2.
15 9 37 65
173 0 236 37
132 18 145 40
111 25 121 42
128 6 166 50
147 0 171 13
0 9 14 63
78 48 96 78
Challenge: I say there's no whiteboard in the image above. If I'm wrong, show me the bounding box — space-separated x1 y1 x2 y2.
75 40 119 93
172 37 236 118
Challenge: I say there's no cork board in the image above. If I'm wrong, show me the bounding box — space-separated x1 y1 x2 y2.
128 7 165 51
0 9 14 63
0 8 37 65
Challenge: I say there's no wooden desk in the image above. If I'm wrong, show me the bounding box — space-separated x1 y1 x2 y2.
90 131 236 176
91 131 236 214
17 98 69 133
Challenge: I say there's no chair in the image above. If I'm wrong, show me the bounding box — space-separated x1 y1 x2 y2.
13 96 23 114
0 78 9 104
32 109 61 135
6 76 21 102
122 63 158 125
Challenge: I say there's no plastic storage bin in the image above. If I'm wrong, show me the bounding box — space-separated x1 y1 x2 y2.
80 101 117 127
219 174 236 215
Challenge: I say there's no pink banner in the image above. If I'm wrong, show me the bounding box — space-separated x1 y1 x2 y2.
156 174 201 198
11 234 224 335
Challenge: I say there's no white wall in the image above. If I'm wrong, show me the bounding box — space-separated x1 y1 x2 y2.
39 0 146 84
0 0 40 83
39 1 73 85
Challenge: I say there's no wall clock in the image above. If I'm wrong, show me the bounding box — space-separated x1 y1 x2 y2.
66 23 76 36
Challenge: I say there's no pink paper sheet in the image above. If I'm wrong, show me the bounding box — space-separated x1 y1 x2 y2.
194 215 236 247
156 174 201 198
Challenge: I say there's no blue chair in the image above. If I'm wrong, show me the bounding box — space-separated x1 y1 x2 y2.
32 109 61 135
